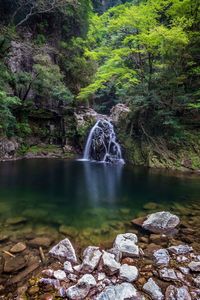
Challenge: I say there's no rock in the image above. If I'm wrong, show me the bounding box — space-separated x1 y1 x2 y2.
73 264 82 273
153 249 170 266
165 285 191 300
3 255 27 273
108 247 122 262
193 275 200 287
59 225 78 237
176 255 190 263
49 238 77 263
114 233 139 257
96 282 143 300
6 216 27 225
66 274 96 300
80 246 102 273
149 234 168 245
39 294 54 300
179 267 190 275
131 217 145 227
142 211 180 234
102 251 121 275
159 268 178 281
28 237 51 248
143 202 160 210
53 270 66 280
0 137 19 160
188 261 200 272
98 272 106 281
68 273 78 282
9 261 40 284
110 104 131 125
28 286 40 296
42 269 54 277
10 242 26 253
168 244 193 255
119 264 138 282
143 278 164 300
39 278 60 290
64 261 74 273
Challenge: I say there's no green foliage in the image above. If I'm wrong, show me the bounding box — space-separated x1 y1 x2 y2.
79 0 200 136
0 90 21 136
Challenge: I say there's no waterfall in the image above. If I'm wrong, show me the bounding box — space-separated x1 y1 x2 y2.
83 119 124 164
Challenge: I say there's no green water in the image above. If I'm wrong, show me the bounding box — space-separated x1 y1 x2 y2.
0 159 199 231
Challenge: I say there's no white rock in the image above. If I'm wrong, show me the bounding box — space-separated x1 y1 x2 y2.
142 211 180 234
188 261 200 272
159 268 178 281
73 265 82 273
98 272 106 281
153 249 170 266
53 270 66 280
102 251 121 274
96 282 144 300
68 273 78 282
49 238 77 263
66 274 96 300
64 261 74 273
143 278 164 300
41 269 54 277
39 278 60 289
80 246 102 273
193 275 200 288
108 247 122 262
177 255 190 263
179 267 190 275
165 285 191 300
114 233 139 257
168 244 193 255
119 264 138 282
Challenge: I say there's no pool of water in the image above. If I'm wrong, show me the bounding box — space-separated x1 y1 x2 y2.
0 159 199 231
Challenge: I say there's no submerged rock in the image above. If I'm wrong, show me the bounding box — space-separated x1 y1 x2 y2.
143 278 164 300
165 285 191 300
3 255 27 273
80 246 102 273
114 233 139 257
66 274 96 299
102 251 121 275
142 211 180 234
49 238 77 264
96 282 143 300
10 242 26 253
153 248 170 266
119 264 138 282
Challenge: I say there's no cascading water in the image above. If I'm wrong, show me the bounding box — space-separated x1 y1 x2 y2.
83 119 124 164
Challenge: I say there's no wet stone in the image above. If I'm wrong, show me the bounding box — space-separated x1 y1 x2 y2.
6 217 27 225
143 278 164 300
142 211 180 234
3 255 27 273
49 238 77 264
153 249 170 266
10 242 26 253
165 285 191 300
114 233 139 257
28 237 52 248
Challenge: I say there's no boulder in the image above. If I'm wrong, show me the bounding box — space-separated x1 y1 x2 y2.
102 251 121 275
114 233 139 258
119 264 138 282
49 238 77 264
143 278 164 300
96 282 144 300
142 211 180 234
66 274 96 300
80 246 102 273
165 285 191 300
153 249 170 266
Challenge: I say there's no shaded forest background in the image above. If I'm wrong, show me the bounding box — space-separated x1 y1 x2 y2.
0 0 199 168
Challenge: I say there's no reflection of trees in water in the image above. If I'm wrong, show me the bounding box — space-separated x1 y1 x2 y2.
82 162 123 204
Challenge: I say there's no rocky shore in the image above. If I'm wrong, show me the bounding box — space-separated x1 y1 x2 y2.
1 210 199 300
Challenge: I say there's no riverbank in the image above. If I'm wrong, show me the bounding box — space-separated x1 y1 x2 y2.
0 201 200 299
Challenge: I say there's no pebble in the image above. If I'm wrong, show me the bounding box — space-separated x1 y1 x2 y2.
153 249 170 266
119 264 138 282
188 261 200 272
143 278 164 300
53 270 66 280
10 242 26 253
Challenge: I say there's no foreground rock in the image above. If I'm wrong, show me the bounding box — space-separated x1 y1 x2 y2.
66 274 96 299
143 278 164 300
49 238 77 263
114 233 139 257
142 211 180 234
